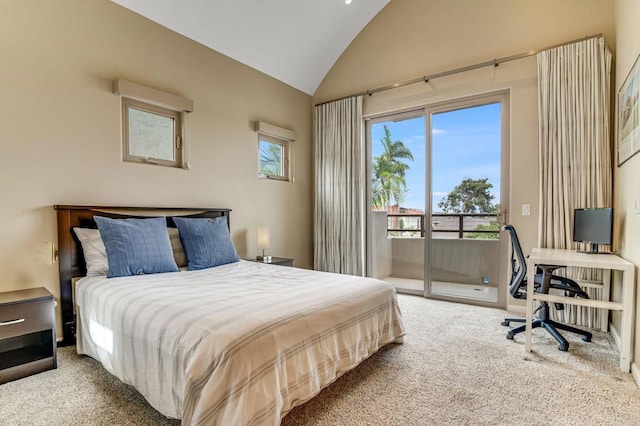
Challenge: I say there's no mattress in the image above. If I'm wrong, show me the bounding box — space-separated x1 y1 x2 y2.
75 260 405 425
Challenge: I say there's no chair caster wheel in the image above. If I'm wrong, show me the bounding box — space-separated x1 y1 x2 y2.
501 321 510 327
506 332 514 340
558 344 569 352
582 335 592 342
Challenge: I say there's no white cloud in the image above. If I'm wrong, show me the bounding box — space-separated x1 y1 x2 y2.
432 191 449 196
432 128 445 134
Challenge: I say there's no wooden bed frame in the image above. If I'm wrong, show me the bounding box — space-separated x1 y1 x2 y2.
54 205 231 346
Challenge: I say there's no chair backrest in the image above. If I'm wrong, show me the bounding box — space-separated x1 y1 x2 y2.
502 225 527 299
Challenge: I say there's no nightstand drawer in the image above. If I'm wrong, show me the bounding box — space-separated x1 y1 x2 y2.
0 287 56 384
0 299 53 340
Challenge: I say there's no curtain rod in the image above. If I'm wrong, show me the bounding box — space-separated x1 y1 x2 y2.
315 33 604 107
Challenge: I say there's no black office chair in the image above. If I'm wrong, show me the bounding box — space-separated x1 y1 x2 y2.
501 225 592 351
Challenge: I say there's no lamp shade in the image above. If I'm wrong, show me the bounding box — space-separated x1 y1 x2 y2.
256 226 270 250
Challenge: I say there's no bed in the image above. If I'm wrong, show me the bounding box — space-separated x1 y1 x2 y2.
55 205 405 425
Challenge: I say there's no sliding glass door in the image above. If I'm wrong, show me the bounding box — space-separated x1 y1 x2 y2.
366 92 509 307
367 111 426 295
425 92 509 306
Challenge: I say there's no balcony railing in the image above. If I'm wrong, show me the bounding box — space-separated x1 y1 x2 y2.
386 213 499 238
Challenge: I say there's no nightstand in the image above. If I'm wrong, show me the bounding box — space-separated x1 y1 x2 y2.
0 287 57 384
246 257 294 267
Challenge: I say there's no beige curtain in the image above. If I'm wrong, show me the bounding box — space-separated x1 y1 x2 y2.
537 36 612 327
314 96 365 275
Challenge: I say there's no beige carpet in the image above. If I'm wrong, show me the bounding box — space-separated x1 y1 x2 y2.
1 295 639 425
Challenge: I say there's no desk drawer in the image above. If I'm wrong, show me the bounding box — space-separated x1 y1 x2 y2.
0 300 53 340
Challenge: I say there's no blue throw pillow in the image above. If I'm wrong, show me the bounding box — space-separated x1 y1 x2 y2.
172 216 239 270
94 216 179 278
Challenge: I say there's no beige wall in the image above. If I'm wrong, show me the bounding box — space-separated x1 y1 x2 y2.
314 0 615 311
614 0 640 381
315 0 615 103
0 0 313 337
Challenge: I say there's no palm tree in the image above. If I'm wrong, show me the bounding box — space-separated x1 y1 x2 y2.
371 125 414 211
259 142 282 176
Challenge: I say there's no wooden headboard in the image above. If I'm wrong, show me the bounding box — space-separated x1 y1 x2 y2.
54 205 231 346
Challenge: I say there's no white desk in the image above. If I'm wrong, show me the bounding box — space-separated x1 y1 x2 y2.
525 248 635 372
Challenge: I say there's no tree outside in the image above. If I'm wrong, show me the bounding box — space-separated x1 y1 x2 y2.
371 125 414 211
464 222 500 239
438 177 500 239
259 141 282 176
437 177 497 214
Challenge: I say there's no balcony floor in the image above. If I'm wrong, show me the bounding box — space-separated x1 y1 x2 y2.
381 276 498 302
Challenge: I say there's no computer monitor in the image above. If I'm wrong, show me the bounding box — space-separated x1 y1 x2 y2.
572 207 613 254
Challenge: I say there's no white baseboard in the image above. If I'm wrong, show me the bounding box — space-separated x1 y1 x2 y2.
610 322 621 350
632 363 640 389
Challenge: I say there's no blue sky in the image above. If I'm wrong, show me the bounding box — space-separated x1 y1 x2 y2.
371 102 501 212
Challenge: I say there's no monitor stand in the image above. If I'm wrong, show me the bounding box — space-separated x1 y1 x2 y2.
577 243 611 254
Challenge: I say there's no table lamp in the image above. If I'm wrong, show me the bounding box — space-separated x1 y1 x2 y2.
256 226 271 261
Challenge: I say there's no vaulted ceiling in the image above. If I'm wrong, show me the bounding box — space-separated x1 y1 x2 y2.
111 0 390 95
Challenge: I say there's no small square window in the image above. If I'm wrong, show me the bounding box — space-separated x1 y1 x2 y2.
122 98 183 168
258 135 289 180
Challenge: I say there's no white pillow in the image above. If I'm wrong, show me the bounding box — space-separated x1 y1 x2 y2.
73 227 187 276
73 228 108 277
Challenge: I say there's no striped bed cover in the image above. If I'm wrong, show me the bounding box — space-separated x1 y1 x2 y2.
75 260 405 425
